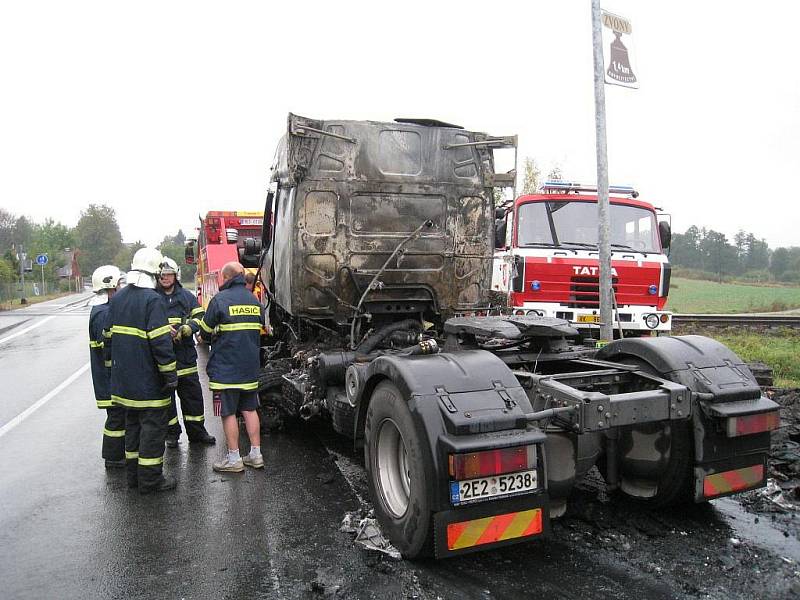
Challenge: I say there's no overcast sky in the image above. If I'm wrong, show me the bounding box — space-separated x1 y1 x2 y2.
1 1 798 250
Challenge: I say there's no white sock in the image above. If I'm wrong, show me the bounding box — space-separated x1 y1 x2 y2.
228 449 241 463
250 446 261 457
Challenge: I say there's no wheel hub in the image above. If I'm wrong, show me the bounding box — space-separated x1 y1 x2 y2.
376 418 411 518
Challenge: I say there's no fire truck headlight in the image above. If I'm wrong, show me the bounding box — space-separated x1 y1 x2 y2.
645 314 660 329
531 280 541 292
648 284 658 295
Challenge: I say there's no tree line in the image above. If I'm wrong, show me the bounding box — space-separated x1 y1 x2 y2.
0 204 195 292
670 225 799 283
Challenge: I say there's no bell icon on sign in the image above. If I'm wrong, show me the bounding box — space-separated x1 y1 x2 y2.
607 31 637 84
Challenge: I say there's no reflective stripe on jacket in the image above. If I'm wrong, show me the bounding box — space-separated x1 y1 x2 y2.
157 282 204 373
105 285 177 409
89 303 111 407
199 274 263 390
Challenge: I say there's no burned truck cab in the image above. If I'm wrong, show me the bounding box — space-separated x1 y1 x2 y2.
261 113 515 330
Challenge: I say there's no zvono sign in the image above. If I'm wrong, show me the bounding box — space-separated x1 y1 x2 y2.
602 10 639 89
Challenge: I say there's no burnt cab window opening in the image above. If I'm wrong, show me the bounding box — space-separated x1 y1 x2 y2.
516 200 661 253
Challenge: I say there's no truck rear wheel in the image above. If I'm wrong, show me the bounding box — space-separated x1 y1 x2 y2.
640 420 694 507
364 381 434 558
609 357 695 507
602 420 694 508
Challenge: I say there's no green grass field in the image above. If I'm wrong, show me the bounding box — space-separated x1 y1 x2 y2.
666 277 800 314
665 277 800 387
711 330 800 388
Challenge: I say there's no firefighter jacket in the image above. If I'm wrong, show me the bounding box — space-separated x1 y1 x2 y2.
104 284 178 409
199 274 263 391
157 281 204 377
89 302 112 408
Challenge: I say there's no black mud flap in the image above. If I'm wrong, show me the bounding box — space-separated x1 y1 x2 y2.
694 453 769 502
692 396 776 501
433 493 550 559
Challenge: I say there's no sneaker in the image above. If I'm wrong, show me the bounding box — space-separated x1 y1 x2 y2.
243 454 264 469
213 458 244 473
104 458 127 469
139 475 177 494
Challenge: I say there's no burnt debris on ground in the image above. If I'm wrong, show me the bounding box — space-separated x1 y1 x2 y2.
739 387 800 535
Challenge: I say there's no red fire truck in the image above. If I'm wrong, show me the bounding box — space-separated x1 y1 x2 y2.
185 210 266 307
492 182 672 336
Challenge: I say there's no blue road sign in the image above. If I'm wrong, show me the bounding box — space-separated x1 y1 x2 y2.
36 254 48 266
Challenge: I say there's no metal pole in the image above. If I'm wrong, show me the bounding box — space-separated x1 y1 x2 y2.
19 245 26 302
592 0 613 342
41 263 45 296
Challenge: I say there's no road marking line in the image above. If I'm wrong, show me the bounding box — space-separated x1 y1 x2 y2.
261 529 282 593
0 315 56 346
326 448 369 507
0 362 90 439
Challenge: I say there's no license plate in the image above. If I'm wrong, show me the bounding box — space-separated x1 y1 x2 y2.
577 314 600 324
239 218 263 226
450 470 538 505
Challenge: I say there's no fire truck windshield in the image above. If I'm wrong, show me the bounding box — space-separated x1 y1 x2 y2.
516 200 661 253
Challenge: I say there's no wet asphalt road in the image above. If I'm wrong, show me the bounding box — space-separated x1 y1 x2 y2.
0 294 795 599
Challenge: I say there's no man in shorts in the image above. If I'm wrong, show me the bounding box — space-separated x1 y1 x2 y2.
198 262 264 472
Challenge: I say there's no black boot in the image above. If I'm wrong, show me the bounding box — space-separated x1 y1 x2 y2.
105 458 127 469
188 430 216 445
139 475 177 494
166 423 181 448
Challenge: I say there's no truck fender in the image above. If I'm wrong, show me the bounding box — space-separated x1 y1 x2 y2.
354 350 537 511
596 334 761 404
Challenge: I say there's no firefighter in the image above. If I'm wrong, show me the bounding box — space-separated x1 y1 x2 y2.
89 264 125 468
198 262 264 472
157 256 216 447
105 247 178 493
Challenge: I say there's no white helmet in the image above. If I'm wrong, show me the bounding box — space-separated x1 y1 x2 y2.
160 256 180 280
131 247 164 276
91 265 123 293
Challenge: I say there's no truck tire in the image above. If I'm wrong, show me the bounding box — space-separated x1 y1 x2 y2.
257 359 291 392
257 360 294 431
364 381 434 559
642 420 694 507
608 357 695 508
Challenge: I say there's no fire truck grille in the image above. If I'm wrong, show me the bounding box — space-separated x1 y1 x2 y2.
569 276 619 308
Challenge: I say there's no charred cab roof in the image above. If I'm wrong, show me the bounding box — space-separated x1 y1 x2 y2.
394 118 464 129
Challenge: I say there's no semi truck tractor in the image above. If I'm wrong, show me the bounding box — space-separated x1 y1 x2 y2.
492 182 673 337
255 113 778 558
